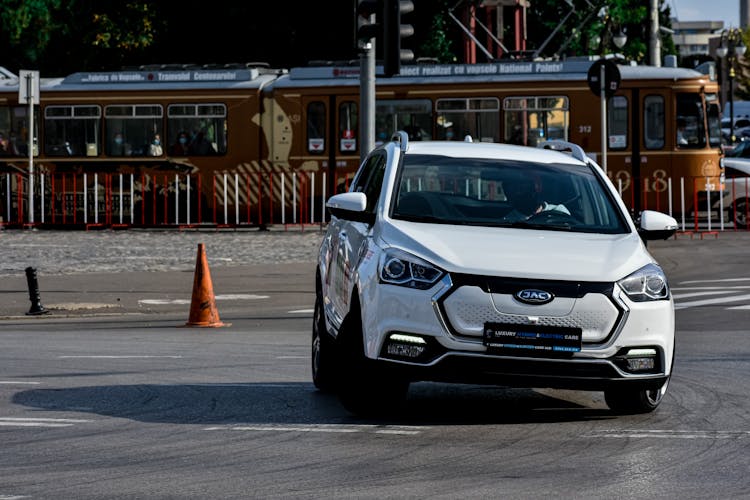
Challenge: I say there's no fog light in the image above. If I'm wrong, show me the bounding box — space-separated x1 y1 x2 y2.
386 334 427 358
625 348 657 372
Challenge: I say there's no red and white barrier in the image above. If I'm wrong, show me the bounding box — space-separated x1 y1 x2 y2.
0 170 741 232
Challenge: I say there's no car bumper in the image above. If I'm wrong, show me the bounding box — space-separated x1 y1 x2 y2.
362 274 674 390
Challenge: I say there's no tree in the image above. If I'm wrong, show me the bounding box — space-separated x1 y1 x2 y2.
0 0 161 74
526 0 676 64
0 0 66 68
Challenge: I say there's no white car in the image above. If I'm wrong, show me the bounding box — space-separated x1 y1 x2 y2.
313 133 678 416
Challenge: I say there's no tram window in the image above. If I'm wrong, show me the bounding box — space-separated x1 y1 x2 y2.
437 98 499 142
706 93 722 147
675 94 706 149
105 105 163 157
338 101 358 153
608 96 628 150
44 105 101 157
167 103 227 156
375 99 431 143
503 96 568 146
0 106 38 157
644 95 665 150
307 101 326 153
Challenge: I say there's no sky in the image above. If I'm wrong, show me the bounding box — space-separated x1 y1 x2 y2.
669 0 741 27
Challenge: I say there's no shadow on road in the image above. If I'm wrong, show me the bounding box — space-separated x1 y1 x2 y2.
13 381 614 425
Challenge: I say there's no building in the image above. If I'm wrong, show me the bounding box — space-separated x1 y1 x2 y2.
672 20 725 59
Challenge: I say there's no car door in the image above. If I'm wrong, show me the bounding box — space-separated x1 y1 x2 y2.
326 151 388 331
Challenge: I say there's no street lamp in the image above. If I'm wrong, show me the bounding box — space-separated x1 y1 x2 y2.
717 28 746 144
613 29 627 50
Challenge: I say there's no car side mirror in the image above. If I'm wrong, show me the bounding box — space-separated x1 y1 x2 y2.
326 192 375 225
638 210 678 241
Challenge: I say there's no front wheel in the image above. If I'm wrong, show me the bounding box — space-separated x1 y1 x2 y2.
604 378 670 414
337 300 409 417
312 294 338 392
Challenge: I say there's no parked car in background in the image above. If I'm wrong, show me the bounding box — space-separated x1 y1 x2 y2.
721 116 750 143
720 157 750 228
725 140 750 158
314 133 679 417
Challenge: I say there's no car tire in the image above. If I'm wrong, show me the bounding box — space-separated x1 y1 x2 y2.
731 198 750 228
336 298 409 417
604 378 670 414
312 291 338 392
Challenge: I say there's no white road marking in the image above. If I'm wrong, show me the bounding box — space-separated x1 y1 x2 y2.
275 356 307 359
157 383 305 388
0 495 31 500
671 290 733 300
672 286 750 291
139 294 268 306
204 423 426 435
679 277 750 285
138 299 191 305
0 417 92 428
726 304 750 310
58 355 183 359
0 381 40 385
214 294 269 300
584 429 750 439
288 309 314 314
674 293 750 310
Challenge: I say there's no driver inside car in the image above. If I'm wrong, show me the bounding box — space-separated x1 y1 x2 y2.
502 177 569 221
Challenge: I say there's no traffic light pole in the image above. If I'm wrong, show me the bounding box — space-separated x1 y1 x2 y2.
360 36 375 163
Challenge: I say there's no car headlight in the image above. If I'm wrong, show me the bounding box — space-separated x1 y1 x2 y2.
379 248 443 290
617 263 670 301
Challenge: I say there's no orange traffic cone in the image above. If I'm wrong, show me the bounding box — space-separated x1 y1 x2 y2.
186 243 226 328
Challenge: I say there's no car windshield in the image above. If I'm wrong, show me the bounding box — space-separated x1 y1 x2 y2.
391 154 629 234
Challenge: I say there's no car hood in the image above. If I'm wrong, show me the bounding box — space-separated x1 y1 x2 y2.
379 219 652 283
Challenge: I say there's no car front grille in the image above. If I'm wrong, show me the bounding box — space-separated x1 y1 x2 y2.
436 276 623 345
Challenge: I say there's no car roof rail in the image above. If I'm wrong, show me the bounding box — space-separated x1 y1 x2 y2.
391 131 409 152
538 140 588 163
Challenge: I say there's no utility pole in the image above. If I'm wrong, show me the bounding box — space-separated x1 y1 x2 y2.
357 0 378 162
649 0 661 67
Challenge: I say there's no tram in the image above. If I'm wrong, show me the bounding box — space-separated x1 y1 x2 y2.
268 60 723 215
0 59 723 228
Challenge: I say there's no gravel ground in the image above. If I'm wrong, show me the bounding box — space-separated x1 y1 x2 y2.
0 228 324 277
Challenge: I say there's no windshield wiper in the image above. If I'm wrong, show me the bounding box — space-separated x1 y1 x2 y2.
394 214 448 224
510 220 573 231
394 214 475 226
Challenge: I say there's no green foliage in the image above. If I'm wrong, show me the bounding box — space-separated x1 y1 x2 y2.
89 2 159 51
0 0 65 63
527 0 676 64
418 9 455 63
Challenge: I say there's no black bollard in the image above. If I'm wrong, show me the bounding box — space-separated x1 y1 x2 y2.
25 267 49 316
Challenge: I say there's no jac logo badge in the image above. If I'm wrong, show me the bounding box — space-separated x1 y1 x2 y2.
514 289 554 305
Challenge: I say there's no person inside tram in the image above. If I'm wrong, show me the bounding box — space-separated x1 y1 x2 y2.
170 131 190 156
188 129 216 155
110 131 132 156
0 133 9 155
676 118 689 146
149 133 163 156
508 125 525 145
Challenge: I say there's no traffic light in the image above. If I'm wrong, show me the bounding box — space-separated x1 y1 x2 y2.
383 0 414 77
356 0 379 46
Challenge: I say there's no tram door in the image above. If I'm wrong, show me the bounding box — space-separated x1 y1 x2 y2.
302 93 361 196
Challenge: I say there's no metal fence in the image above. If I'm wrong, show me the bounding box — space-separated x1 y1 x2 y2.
0 170 746 232
0 171 356 230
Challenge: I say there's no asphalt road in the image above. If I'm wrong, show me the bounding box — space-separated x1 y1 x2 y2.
0 229 749 498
